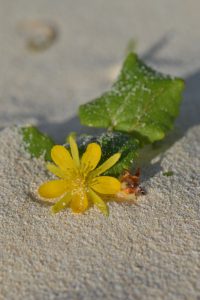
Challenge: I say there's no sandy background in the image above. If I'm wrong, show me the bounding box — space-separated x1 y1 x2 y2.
0 1 200 299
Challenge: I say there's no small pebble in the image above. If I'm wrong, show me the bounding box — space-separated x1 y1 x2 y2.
18 20 58 52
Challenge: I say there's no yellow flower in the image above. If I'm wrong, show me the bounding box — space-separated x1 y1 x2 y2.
38 136 121 215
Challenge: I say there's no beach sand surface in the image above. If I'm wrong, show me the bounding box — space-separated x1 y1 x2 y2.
0 1 200 299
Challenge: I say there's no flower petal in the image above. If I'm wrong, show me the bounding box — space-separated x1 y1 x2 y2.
90 153 121 177
38 180 69 198
90 176 121 194
46 163 67 178
88 189 108 216
51 193 72 214
69 135 80 167
70 192 88 213
80 143 101 175
51 145 76 172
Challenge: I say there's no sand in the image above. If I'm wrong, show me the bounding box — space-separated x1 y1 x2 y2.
1 125 200 300
0 1 200 299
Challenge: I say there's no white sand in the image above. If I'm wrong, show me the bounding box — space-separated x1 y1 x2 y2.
0 0 200 299
1 125 200 299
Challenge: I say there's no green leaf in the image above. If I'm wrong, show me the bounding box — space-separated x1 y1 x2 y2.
21 126 55 160
163 171 174 177
67 131 139 177
79 52 184 143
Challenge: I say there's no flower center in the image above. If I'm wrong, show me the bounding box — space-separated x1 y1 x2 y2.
71 174 89 195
